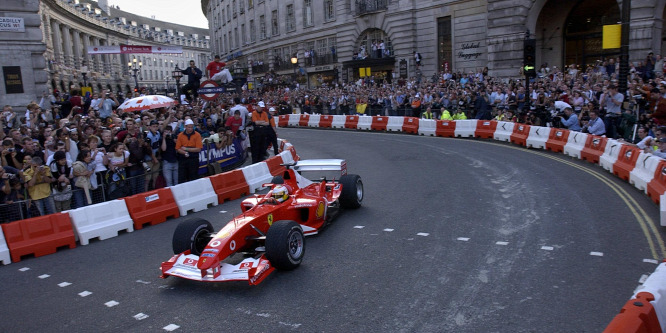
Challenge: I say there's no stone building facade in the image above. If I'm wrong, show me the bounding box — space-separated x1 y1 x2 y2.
202 0 666 86
0 0 210 109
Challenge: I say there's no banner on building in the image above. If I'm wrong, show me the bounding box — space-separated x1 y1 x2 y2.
197 137 248 175
87 44 183 54
3 66 24 94
602 25 621 49
0 17 25 32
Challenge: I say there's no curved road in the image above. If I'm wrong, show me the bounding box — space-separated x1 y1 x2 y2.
0 128 664 332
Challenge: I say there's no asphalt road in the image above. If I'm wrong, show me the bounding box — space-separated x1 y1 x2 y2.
1 127 664 333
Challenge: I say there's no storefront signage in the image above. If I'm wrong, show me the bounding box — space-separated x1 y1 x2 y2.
457 42 483 60
312 65 333 72
399 59 408 78
3 66 24 94
0 17 24 32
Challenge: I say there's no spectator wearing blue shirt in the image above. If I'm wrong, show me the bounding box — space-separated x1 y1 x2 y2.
559 107 581 131
583 110 605 135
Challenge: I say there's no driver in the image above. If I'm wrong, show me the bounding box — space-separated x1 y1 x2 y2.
271 185 290 203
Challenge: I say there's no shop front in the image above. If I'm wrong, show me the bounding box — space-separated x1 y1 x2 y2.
341 57 395 85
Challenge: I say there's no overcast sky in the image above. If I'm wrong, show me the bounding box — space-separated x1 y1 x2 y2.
105 0 209 29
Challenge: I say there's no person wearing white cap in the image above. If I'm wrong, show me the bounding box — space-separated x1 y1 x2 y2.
250 101 270 163
175 118 203 182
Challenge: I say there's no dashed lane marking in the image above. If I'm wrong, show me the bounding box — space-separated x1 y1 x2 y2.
417 232 429 237
78 291 93 297
58 282 72 287
38 274 50 279
541 246 554 251
496 241 509 246
105 300 119 307
133 313 149 320
19 267 30 272
457 237 470 242
383 228 394 232
590 252 604 257
219 210 227 213
353 226 365 229
643 259 659 264
163 324 180 331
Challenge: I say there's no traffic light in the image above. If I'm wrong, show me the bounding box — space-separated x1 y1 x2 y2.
523 39 536 77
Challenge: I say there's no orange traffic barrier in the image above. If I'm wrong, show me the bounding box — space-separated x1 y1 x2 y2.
613 145 642 181
402 117 420 134
344 115 359 129
319 115 333 128
647 160 666 204
124 188 180 230
510 123 531 147
278 115 289 127
545 129 570 153
265 155 286 176
580 135 608 164
209 169 251 203
474 120 498 139
298 114 310 127
1 213 76 262
436 120 456 137
603 292 661 333
371 116 389 131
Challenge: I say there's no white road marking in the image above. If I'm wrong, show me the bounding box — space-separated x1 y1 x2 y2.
78 291 93 297
406 238 414 241
278 322 302 329
256 313 270 317
457 237 470 242
639 274 649 284
19 267 30 272
590 252 604 257
353 226 364 229
643 259 659 264
541 246 554 251
136 279 151 284
38 274 50 279
383 228 394 232
163 324 180 331
417 232 429 237
58 282 71 287
105 300 119 307
133 313 149 320
496 241 509 246
219 210 227 213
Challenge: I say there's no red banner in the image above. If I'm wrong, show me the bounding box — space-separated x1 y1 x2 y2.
87 44 183 54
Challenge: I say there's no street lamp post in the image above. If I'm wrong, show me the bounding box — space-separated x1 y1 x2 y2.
128 58 142 93
80 65 88 87
171 65 183 103
291 56 298 85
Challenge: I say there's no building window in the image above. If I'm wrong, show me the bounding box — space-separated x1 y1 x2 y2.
234 27 239 48
232 0 237 17
303 0 313 27
241 23 247 44
437 16 452 72
271 10 279 36
250 19 256 42
239 0 244 14
324 0 335 21
248 0 253 9
286 4 295 32
259 15 266 40
227 4 231 21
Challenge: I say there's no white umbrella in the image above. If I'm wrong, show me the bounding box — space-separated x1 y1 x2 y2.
117 95 175 113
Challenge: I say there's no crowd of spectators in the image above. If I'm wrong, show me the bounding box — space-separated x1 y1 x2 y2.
3 53 666 222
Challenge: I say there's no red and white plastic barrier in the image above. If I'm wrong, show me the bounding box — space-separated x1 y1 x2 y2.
386 116 404 132
526 126 552 149
331 115 347 129
357 115 372 130
287 114 300 127
630 153 662 194
308 114 321 127
68 199 134 245
563 132 588 159
170 178 219 216
0 227 10 265
418 119 437 136
599 139 624 173
454 119 477 138
494 121 515 142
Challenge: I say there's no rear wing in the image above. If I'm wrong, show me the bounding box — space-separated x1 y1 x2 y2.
292 159 347 175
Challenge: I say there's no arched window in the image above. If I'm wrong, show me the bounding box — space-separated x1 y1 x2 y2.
356 29 392 59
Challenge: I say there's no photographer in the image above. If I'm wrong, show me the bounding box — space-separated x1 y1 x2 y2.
160 125 178 187
557 107 581 131
24 156 55 216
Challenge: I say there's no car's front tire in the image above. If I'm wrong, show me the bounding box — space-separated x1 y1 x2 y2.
265 220 305 270
172 218 214 256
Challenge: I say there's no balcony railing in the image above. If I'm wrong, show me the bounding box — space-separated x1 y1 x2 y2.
356 0 388 15
304 54 338 67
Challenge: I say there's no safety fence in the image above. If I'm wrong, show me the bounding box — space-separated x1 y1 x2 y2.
276 114 666 332
0 140 299 266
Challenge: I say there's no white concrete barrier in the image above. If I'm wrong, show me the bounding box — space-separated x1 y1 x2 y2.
287 114 301 127
308 114 321 127
241 161 274 193
632 262 666 332
630 153 662 194
386 116 405 132
279 150 295 165
493 121 515 142
454 120 478 138
169 178 219 216
0 226 10 265
525 126 552 149
599 139 624 172
331 115 347 129
68 199 134 245
357 115 372 130
418 119 436 136
563 131 588 159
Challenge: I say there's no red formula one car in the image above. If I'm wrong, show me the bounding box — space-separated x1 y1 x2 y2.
160 159 363 285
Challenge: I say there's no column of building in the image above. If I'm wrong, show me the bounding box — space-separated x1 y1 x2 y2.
51 20 64 69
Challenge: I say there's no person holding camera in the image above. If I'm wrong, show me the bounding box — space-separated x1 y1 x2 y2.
582 110 606 135
1 138 22 169
24 156 55 216
161 125 179 187
99 90 118 120
557 107 581 131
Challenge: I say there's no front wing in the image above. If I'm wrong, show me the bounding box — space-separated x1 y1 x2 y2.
160 253 275 285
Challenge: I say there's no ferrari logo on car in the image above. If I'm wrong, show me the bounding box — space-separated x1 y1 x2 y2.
267 214 274 226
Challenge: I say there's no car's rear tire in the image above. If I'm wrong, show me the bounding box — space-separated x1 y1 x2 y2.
265 220 305 270
172 218 214 256
271 175 284 184
339 174 363 209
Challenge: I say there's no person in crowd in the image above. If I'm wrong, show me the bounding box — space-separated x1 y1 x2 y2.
582 110 606 136
600 84 624 138
175 119 202 183
49 150 72 212
422 107 435 119
161 125 179 187
72 149 94 208
266 107 279 156
557 107 581 131
250 101 271 163
24 156 55 216
144 120 161 191
181 60 203 102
